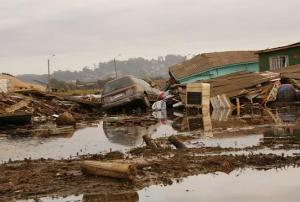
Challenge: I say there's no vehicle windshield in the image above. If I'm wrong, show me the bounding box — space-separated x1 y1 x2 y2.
103 77 135 94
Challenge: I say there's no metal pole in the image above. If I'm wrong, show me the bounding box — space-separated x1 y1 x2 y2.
47 58 51 92
114 58 117 79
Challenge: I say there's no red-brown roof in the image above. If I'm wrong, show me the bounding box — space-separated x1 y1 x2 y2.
169 51 258 80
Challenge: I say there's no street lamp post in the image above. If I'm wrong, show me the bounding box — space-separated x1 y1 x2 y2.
47 54 55 92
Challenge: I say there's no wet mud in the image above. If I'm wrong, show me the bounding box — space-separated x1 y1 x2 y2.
1 141 300 201
1 107 300 201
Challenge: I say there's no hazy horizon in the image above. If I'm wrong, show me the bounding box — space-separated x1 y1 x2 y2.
1 0 300 75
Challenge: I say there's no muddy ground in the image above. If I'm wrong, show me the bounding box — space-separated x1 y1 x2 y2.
1 134 300 201
1 107 300 201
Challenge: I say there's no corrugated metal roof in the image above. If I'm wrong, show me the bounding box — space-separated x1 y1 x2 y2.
169 51 258 80
256 42 300 54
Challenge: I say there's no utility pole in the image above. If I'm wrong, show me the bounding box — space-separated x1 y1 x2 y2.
47 54 55 92
114 58 117 79
47 58 51 92
113 54 121 79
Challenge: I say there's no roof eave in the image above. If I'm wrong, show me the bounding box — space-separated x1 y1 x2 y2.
256 43 300 54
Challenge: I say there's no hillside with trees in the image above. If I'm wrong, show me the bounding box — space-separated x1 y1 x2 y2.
17 55 185 84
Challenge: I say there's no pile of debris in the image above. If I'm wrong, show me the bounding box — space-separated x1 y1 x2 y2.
169 65 300 110
0 87 104 131
276 64 300 89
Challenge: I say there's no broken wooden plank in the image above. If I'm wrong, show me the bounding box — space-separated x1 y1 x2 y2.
168 135 187 149
5 100 31 113
142 134 158 150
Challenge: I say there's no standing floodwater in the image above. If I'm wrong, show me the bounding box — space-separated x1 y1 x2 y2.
1 108 300 162
17 167 300 202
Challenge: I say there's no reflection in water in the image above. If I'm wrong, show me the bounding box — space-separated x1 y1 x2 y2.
202 107 213 137
262 107 300 143
19 167 300 202
83 192 138 202
103 120 157 146
266 107 300 125
263 125 300 142
0 118 177 162
172 113 204 132
212 108 232 121
187 117 203 131
139 167 300 202
0 122 129 162
172 108 294 148
102 116 177 147
3 107 300 162
172 116 202 132
172 108 213 137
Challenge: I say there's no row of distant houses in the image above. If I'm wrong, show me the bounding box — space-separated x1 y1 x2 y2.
169 42 300 84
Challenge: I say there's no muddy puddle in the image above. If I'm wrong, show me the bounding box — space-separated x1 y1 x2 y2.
0 120 177 163
139 167 300 202
1 107 300 162
18 166 300 202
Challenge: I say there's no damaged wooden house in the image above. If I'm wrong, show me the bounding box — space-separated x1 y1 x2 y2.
168 44 300 111
168 51 266 109
168 51 259 84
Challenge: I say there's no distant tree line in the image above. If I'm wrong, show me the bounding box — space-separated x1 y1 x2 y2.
17 55 185 84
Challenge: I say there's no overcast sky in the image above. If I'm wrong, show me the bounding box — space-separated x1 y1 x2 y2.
1 0 300 75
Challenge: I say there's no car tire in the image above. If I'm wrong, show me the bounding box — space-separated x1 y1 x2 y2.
136 106 143 115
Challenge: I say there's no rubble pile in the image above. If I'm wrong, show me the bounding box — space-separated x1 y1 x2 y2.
276 64 300 89
170 65 300 110
0 90 102 128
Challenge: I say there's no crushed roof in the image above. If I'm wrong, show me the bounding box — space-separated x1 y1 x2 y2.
169 51 258 80
256 42 300 54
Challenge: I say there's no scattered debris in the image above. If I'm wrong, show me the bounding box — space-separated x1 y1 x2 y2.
168 135 187 149
1 144 300 200
1 52 300 202
5 100 31 113
0 112 32 126
0 89 103 130
170 66 300 110
143 134 159 150
56 112 76 126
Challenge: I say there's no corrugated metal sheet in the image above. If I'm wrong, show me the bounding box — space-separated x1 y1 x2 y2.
169 51 258 80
